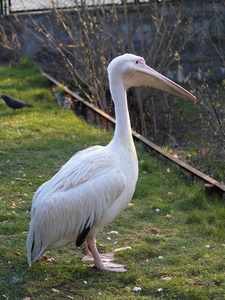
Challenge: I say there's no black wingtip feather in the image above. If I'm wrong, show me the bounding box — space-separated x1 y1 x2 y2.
76 217 93 247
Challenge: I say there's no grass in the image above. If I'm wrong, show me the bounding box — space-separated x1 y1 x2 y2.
1 59 225 299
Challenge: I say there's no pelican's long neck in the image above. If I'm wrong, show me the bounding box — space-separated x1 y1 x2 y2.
109 74 133 147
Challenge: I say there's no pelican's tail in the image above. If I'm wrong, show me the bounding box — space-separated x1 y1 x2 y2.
27 222 46 266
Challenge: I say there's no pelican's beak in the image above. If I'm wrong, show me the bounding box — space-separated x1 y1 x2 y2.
124 64 197 102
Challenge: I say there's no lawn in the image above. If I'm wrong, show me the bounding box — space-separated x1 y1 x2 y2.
0 59 225 299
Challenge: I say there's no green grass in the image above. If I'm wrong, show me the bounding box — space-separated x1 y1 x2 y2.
1 59 225 299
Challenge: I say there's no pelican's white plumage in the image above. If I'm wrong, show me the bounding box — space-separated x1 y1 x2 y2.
27 53 196 272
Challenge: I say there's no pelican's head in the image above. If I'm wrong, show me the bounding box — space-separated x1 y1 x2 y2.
108 53 197 102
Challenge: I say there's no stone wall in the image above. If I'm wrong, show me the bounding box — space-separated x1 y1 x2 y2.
0 1 224 81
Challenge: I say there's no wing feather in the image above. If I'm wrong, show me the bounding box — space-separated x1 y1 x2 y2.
27 148 126 265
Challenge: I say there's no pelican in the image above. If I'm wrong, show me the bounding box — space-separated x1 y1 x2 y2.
27 53 196 272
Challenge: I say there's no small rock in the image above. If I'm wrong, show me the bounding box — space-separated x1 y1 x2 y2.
132 287 141 292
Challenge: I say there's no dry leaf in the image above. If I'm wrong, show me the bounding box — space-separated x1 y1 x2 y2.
15 251 21 256
24 297 31 300
108 231 118 235
162 276 171 281
47 258 55 262
114 246 131 253
166 214 172 219
43 255 49 260
52 288 59 293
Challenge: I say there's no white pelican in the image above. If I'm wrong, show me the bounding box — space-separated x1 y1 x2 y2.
27 53 196 272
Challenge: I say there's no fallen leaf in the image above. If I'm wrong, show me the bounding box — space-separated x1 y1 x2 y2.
24 297 31 300
52 288 59 293
15 251 21 256
166 214 172 219
162 276 172 281
124 287 131 292
108 231 118 235
47 258 55 262
43 255 49 260
114 246 131 253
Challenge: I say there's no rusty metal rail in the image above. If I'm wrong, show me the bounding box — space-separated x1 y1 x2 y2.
42 72 225 198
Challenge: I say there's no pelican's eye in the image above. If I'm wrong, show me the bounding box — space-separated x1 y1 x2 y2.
136 60 139 64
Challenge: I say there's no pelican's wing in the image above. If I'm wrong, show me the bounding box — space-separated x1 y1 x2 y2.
31 145 104 209
27 150 126 265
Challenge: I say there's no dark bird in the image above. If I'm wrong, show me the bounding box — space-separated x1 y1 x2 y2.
1 95 34 111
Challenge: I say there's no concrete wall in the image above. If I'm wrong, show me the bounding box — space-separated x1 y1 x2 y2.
0 1 224 81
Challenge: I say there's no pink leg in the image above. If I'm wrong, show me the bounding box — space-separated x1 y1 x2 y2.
82 240 93 261
86 237 127 272
82 240 115 263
